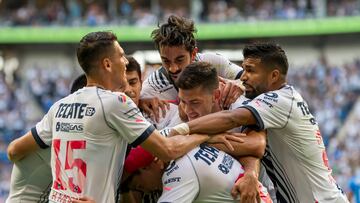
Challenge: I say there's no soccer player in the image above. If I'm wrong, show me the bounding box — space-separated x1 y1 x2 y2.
6 147 51 203
175 61 277 202
125 56 182 129
6 73 91 203
121 145 272 203
7 31 212 203
140 15 243 110
174 42 350 203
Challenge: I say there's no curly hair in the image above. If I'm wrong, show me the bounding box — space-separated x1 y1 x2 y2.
151 15 197 53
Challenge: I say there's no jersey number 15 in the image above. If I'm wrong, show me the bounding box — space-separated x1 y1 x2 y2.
53 139 87 193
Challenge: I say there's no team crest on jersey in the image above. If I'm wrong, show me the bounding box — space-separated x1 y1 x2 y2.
85 107 96 116
56 122 83 133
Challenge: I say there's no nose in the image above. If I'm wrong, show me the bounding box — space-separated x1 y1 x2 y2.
123 83 132 94
240 71 247 82
124 56 129 66
168 63 180 74
183 103 193 117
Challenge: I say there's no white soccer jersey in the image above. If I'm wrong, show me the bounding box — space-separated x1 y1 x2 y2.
241 85 349 203
6 148 52 203
230 95 277 202
140 52 243 100
158 145 271 203
144 103 182 130
32 86 155 203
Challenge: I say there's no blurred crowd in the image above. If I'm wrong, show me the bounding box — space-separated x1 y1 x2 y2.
0 0 359 27
0 56 359 199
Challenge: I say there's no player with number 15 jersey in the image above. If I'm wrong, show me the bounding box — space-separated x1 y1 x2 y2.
32 86 155 203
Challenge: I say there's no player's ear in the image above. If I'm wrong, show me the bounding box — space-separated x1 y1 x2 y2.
102 57 112 72
191 47 198 61
213 89 221 104
270 69 280 84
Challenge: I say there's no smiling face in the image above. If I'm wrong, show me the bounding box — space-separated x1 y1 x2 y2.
240 57 270 99
178 86 219 121
125 70 142 106
159 45 196 81
108 41 129 91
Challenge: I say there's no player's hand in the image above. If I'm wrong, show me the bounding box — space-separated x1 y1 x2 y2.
178 102 188 122
219 77 243 110
207 132 245 151
231 171 261 203
139 98 170 122
72 196 96 203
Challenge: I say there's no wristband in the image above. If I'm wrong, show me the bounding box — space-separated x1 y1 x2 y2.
173 123 190 135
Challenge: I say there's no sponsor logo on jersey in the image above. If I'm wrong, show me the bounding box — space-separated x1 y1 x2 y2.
56 122 83 133
165 161 179 176
218 154 234 174
164 177 181 185
256 98 273 108
55 103 95 119
85 107 96 116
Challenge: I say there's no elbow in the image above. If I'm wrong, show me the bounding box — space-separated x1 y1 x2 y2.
253 136 266 158
7 142 19 162
161 147 177 162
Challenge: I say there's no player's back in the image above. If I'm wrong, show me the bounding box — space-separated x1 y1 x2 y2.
6 148 51 203
159 145 271 203
253 85 348 203
41 87 153 203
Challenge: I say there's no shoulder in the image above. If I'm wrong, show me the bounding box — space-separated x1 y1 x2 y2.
196 52 229 64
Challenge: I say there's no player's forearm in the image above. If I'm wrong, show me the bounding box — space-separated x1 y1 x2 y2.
188 108 255 135
161 134 209 161
188 110 239 134
230 130 266 158
208 134 265 158
238 156 260 176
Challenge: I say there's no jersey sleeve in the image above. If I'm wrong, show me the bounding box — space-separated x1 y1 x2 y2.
241 90 293 130
31 105 56 148
158 156 199 203
105 93 155 147
140 69 175 100
200 52 243 80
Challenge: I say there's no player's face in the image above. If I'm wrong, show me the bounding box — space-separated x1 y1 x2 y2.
111 42 129 91
125 70 142 106
178 86 217 121
128 163 163 193
159 45 196 81
240 57 270 99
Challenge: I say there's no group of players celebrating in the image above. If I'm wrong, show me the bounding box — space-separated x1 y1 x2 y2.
6 15 349 203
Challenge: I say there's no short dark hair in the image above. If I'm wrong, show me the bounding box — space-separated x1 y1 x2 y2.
176 62 219 92
151 15 197 53
70 74 87 94
126 56 141 80
243 42 288 75
77 31 118 75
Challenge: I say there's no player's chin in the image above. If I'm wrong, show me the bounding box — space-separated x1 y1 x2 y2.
245 91 257 99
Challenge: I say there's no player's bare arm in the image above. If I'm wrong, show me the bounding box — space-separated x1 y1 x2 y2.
7 131 40 162
188 107 257 135
208 130 266 158
141 130 209 162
